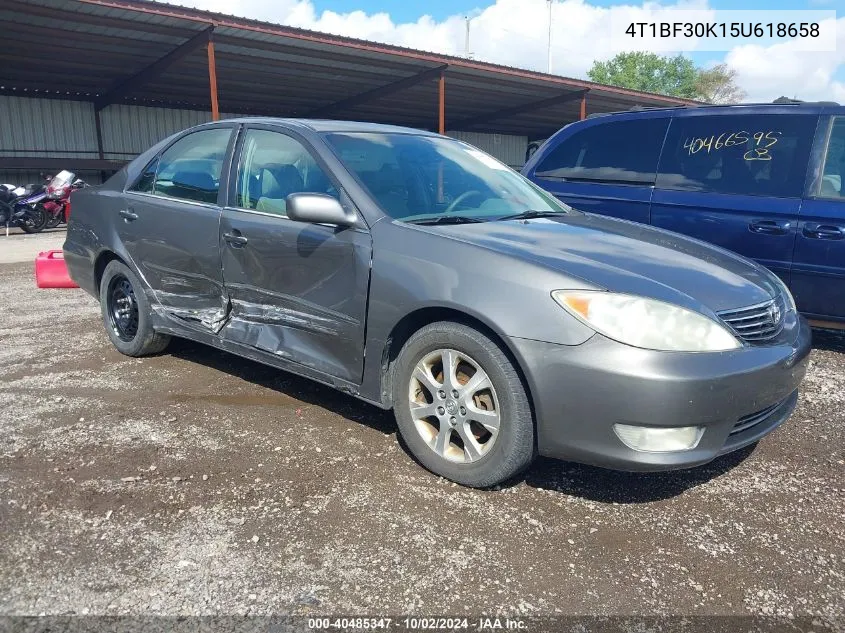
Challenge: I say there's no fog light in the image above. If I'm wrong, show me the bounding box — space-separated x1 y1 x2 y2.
613 424 703 452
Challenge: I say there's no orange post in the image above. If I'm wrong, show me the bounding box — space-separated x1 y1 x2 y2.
207 34 219 121
438 71 446 134
579 93 586 120
437 70 445 202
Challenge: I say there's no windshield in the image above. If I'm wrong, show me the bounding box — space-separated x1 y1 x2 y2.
325 132 569 222
48 170 75 188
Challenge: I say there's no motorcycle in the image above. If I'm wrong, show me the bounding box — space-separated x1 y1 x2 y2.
41 170 87 229
0 181 49 234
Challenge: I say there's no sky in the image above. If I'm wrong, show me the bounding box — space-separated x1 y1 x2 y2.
174 0 845 102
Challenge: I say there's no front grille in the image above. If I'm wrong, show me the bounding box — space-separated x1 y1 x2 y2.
717 297 785 343
730 400 784 436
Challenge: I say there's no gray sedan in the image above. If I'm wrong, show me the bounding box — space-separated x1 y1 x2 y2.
64 119 810 487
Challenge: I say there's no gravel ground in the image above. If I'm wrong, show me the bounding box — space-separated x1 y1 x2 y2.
0 229 66 264
0 257 843 623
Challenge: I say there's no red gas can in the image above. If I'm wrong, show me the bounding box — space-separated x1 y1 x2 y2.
35 250 78 289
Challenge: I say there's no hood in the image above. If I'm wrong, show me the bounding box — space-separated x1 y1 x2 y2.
427 212 780 313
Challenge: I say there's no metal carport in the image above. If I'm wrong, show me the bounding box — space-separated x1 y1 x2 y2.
0 0 698 177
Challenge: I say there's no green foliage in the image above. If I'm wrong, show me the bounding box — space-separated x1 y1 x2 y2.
694 63 747 104
588 52 699 99
588 53 745 103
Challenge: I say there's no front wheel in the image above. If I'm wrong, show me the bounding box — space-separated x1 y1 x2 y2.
392 321 535 487
99 260 170 357
45 207 62 229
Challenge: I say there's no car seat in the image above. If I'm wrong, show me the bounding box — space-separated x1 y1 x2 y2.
362 164 410 216
170 170 217 204
256 164 305 213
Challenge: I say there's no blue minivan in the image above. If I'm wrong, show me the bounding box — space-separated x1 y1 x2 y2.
523 103 845 325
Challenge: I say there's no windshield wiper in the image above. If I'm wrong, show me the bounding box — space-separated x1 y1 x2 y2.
495 210 566 221
404 215 486 225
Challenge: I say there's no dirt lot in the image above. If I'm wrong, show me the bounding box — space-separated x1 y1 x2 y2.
1 250 844 621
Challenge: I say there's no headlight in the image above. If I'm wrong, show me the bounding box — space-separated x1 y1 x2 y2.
552 290 741 352
776 277 796 313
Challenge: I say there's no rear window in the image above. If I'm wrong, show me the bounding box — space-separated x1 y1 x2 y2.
656 114 817 198
534 118 669 185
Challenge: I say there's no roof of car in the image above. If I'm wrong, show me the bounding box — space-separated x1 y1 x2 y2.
585 101 841 119
215 118 441 136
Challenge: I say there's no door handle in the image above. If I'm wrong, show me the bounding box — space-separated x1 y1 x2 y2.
119 209 138 222
802 223 844 240
223 231 248 247
748 219 790 235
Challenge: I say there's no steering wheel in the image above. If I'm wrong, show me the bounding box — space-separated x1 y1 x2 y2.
444 190 484 214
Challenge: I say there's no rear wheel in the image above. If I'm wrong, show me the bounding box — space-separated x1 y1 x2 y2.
99 260 170 357
18 206 48 233
392 321 535 487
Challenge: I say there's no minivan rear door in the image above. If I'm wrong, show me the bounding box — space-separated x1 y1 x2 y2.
792 113 845 322
524 113 669 224
651 111 818 286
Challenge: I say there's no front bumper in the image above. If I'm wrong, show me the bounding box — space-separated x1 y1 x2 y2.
509 315 811 471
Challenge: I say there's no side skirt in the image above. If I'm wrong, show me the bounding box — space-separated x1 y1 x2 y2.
150 309 390 411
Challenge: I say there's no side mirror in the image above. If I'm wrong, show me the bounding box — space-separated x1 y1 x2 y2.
286 193 356 227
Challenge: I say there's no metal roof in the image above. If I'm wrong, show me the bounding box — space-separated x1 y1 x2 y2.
0 0 698 139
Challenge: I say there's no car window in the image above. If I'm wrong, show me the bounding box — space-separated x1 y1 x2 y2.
130 156 158 194
235 129 338 216
656 114 817 198
324 132 567 221
534 118 669 185
130 128 231 204
819 116 845 199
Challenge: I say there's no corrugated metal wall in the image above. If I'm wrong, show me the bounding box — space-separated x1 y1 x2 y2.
0 96 98 159
0 95 529 173
447 131 529 169
0 170 106 187
100 105 244 160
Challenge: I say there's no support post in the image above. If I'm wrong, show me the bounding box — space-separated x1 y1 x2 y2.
94 109 105 160
207 32 219 121
437 71 446 202
580 93 587 120
438 70 446 134
94 108 107 182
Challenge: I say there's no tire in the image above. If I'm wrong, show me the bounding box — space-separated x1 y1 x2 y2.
18 206 48 234
392 321 535 488
45 209 62 229
99 259 170 357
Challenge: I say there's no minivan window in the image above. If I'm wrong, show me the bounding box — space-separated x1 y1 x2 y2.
236 129 338 216
534 118 669 185
135 128 232 204
819 116 845 199
656 114 816 198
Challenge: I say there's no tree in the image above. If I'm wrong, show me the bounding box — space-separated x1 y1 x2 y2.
694 63 746 104
588 52 699 100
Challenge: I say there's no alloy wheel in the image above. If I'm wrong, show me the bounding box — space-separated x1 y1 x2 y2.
407 348 500 463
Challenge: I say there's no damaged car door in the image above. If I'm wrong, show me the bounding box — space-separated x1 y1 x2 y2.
122 125 235 329
218 127 371 383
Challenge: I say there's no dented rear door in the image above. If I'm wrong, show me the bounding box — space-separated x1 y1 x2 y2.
218 127 371 383
120 125 236 330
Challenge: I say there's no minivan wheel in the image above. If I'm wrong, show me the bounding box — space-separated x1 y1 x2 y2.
99 260 170 357
392 321 535 488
